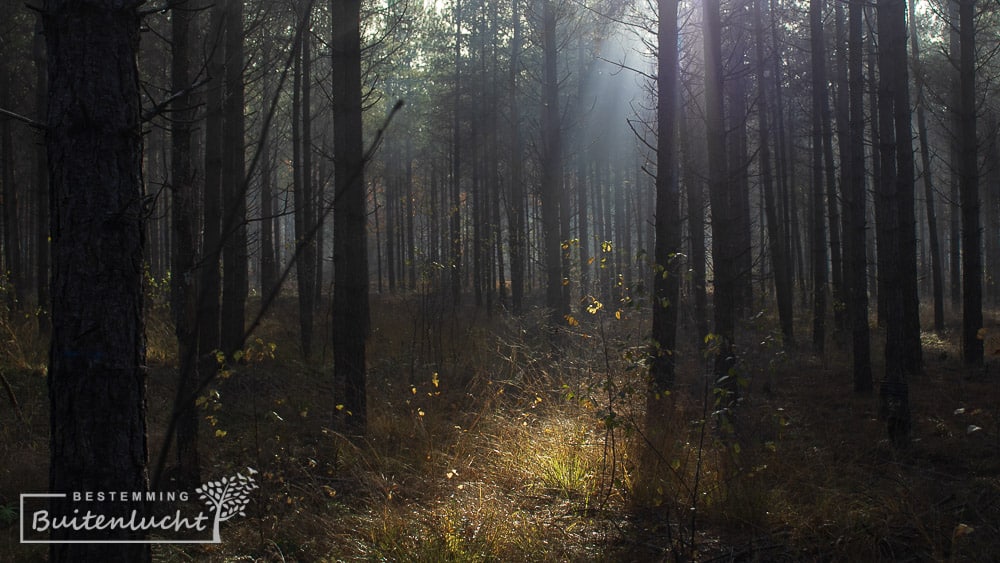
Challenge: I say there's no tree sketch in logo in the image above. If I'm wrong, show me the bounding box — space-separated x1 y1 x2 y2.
195 468 259 542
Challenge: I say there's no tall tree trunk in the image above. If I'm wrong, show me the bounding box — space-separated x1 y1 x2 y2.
957 0 982 365
44 1 150 558
876 0 915 447
575 39 591 305
1 52 21 312
294 4 316 358
199 2 225 382
221 0 248 359
508 0 524 314
170 0 200 487
985 114 1000 307
908 0 944 332
845 0 872 392
649 0 680 402
809 0 828 355
541 0 566 321
406 139 417 290
450 0 463 305
331 0 369 436
704 0 735 380
727 71 753 316
754 0 793 344
682 108 708 344
865 10 883 325
259 62 278 298
34 17 49 332
948 0 962 311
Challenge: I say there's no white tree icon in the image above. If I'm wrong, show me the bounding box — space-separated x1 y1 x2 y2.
195 468 259 542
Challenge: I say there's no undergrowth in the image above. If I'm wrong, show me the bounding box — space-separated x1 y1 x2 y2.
2 290 1000 561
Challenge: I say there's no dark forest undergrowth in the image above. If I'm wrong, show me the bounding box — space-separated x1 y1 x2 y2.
3 292 1000 562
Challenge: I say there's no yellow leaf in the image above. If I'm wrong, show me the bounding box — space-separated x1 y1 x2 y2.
336 404 345 411
215 429 227 438
953 523 975 538
432 372 440 388
615 310 622 320
565 315 579 327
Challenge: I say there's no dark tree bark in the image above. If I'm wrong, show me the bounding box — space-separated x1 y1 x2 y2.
199 3 224 375
406 139 417 291
450 0 462 305
948 0 962 310
866 10 884 325
33 17 49 332
908 0 944 332
682 108 708 344
726 70 753 316
986 114 1000 307
957 0 982 366
876 0 915 448
541 0 567 321
1 50 21 311
332 0 369 436
704 0 736 380
809 0 828 355
508 0 525 314
44 1 150 559
170 0 200 486
753 0 793 344
293 3 316 358
221 0 248 359
575 39 590 306
259 61 278 298
649 0 680 400
844 0 872 392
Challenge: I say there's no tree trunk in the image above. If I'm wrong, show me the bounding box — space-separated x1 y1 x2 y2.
198 2 224 391
845 0 872 392
221 0 248 359
754 0 793 345
948 0 962 311
259 61 278 298
876 0 914 448
1 51 21 312
649 0 680 403
331 0 369 436
908 0 944 332
704 0 736 381
170 0 200 487
45 1 150 558
508 0 524 314
809 0 828 355
957 0 982 365
541 0 566 322
33 17 49 333
450 0 462 305
294 4 316 358
682 107 708 344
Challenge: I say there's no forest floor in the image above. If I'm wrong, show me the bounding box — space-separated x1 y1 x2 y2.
3 292 1000 562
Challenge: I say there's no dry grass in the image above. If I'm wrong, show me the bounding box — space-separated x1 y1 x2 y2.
2 293 1000 561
